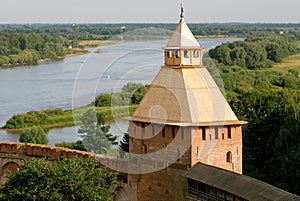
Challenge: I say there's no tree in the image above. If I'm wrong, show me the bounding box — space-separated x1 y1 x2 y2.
19 127 48 145
229 89 300 194
0 157 117 201
119 132 129 159
78 109 117 154
209 44 232 65
130 84 149 105
95 93 112 107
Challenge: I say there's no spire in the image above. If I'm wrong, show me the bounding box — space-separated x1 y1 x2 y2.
180 3 184 19
164 5 200 49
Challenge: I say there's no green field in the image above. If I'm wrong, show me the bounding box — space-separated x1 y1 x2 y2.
3 105 137 131
78 40 118 48
272 53 300 75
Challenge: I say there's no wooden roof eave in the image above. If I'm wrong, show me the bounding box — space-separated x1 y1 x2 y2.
163 46 205 50
126 116 248 127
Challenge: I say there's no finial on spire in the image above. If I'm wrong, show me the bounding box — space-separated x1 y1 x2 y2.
180 3 184 19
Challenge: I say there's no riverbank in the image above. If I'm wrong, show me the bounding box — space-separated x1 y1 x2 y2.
0 49 89 68
2 105 137 132
40 50 90 64
78 40 119 48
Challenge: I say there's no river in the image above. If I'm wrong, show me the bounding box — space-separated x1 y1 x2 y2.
0 38 241 145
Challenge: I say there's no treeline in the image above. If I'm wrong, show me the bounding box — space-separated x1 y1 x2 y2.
2 23 300 66
208 35 299 69
2 23 300 42
0 32 84 66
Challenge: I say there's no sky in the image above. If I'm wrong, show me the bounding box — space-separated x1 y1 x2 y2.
0 0 300 24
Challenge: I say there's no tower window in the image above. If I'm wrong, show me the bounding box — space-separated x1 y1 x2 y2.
226 151 232 163
167 51 172 58
175 50 180 58
202 127 206 140
215 127 218 139
141 122 145 136
193 50 199 58
162 127 165 137
143 144 147 154
227 126 231 139
184 50 189 58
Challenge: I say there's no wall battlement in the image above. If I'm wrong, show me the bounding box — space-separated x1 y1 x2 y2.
0 142 91 159
0 142 93 185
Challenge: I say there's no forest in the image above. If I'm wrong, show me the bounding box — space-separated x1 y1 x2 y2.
2 23 300 66
203 34 300 194
208 35 298 69
0 32 86 66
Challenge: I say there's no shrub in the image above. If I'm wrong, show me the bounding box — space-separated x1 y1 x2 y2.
19 127 48 145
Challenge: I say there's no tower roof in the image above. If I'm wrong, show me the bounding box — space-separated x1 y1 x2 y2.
129 7 246 127
130 67 245 126
164 7 201 50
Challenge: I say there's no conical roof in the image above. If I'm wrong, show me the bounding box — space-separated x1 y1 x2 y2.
164 17 200 49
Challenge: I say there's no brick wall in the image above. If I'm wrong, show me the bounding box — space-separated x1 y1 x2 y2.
0 142 91 159
128 121 243 200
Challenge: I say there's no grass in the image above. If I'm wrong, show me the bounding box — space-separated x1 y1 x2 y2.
3 105 137 131
106 148 119 157
195 35 237 39
78 40 118 48
272 53 300 75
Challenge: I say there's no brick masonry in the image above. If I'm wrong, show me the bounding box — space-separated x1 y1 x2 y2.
128 121 243 201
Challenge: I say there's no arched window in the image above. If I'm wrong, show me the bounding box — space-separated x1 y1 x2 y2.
184 50 189 58
193 50 199 58
167 51 172 58
226 151 232 163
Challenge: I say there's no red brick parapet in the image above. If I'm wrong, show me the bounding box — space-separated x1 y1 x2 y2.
0 142 91 160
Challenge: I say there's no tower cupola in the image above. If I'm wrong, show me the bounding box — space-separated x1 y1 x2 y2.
163 5 204 67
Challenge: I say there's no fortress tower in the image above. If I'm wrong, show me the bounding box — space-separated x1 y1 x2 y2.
127 7 246 201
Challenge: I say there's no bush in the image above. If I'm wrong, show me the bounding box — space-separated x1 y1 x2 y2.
5 110 48 129
43 108 64 116
0 158 117 201
19 127 48 145
55 141 87 151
